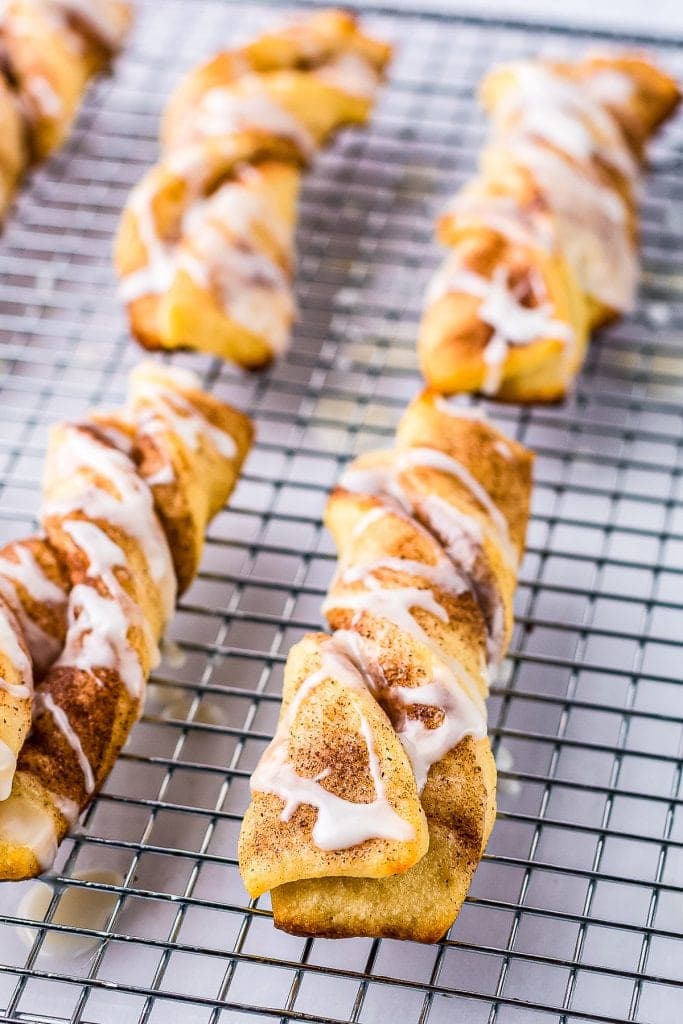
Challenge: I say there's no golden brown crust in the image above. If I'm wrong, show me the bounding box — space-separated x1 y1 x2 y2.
0 75 28 219
397 391 534 555
239 634 429 898
114 141 303 366
0 362 253 878
116 10 391 368
19 665 136 810
272 820 484 943
126 361 254 592
0 596 33 788
241 390 532 941
1 0 132 162
161 9 392 154
0 536 69 676
0 0 131 219
566 53 680 147
419 52 680 402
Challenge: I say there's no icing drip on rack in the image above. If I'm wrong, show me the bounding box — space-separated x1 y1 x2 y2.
17 868 123 959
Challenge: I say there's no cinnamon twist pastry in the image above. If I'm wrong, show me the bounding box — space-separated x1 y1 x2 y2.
419 53 680 402
115 10 392 368
239 393 533 942
0 539 69 801
0 362 252 879
0 598 33 802
0 0 131 219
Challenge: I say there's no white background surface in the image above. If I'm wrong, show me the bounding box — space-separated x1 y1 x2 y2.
402 0 682 35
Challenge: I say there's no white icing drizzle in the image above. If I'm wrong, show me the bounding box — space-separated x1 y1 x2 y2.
89 421 134 455
507 136 637 311
119 166 295 357
57 517 159 700
332 629 486 792
17 868 123 958
42 425 176 621
193 80 316 159
339 447 513 665
583 68 635 106
349 506 389 542
251 637 416 850
144 464 175 487
419 491 506 666
326 575 449 631
418 492 485 575
6 615 61 677
0 603 32 700
184 169 292 252
341 446 517 570
498 63 638 183
33 691 95 795
0 793 58 870
0 739 17 801
315 52 380 99
494 438 514 460
63 518 126 576
25 76 63 119
426 257 575 395
0 545 64 605
178 196 295 356
434 396 489 421
56 581 150 701
118 173 175 303
51 792 79 826
132 369 238 461
395 679 485 790
446 190 556 252
322 576 484 709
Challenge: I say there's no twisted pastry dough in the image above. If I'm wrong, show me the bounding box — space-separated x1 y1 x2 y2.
419 53 680 402
0 362 252 879
0 539 69 801
0 0 131 217
115 9 392 368
240 393 533 942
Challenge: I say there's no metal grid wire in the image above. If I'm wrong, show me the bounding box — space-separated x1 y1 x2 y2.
0 1 681 1021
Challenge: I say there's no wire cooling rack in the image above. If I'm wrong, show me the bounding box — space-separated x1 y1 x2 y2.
0 1 681 1021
